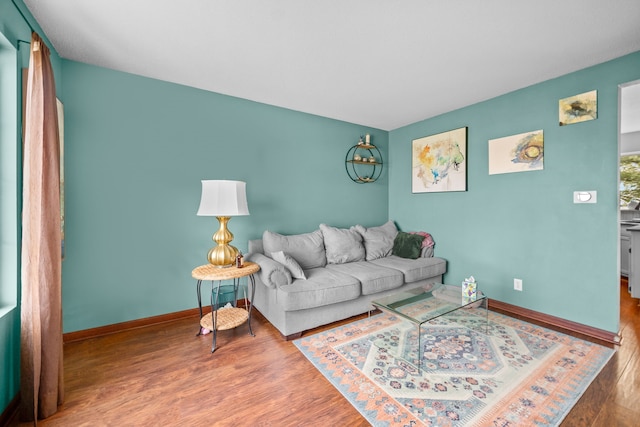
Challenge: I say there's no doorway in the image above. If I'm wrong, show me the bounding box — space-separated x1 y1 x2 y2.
619 80 640 315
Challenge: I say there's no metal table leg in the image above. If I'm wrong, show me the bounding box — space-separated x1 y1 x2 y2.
195 279 203 336
211 280 221 353
247 274 256 337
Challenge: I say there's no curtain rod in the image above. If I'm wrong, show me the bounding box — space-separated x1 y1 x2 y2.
11 0 35 47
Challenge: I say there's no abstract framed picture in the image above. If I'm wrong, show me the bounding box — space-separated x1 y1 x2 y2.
559 90 597 126
488 130 544 175
412 127 467 193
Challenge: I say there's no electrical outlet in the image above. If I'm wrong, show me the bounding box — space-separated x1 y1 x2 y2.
514 278 523 291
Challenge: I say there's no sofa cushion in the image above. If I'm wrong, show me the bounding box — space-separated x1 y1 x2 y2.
326 261 403 295
271 251 306 280
263 229 327 269
276 268 361 311
354 220 398 260
392 231 425 259
369 256 447 283
319 224 365 264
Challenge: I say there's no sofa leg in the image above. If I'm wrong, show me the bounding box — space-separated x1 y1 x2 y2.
283 332 302 341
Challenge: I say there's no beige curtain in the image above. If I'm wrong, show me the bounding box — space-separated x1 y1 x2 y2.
20 32 64 423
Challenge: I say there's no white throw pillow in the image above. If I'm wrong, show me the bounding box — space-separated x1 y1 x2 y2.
271 251 307 280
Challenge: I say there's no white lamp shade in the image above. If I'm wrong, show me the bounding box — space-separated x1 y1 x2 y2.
197 180 250 216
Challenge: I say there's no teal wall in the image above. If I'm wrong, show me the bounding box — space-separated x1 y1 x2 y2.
60 60 389 333
389 51 640 334
0 0 63 417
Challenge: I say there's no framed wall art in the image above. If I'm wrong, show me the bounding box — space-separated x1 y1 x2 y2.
412 127 467 193
559 90 597 126
488 130 544 175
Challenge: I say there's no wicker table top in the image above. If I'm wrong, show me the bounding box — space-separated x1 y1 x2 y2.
192 261 259 281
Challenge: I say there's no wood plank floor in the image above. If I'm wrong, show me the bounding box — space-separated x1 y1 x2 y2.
11 281 640 427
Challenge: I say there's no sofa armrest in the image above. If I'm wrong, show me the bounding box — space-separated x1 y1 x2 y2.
246 252 292 289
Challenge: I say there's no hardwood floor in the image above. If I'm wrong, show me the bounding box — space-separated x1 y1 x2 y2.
557 279 640 427
10 281 640 426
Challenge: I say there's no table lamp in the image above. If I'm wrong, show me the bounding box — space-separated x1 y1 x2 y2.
197 180 250 267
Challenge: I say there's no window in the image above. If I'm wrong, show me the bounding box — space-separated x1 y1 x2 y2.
620 154 640 208
0 32 18 314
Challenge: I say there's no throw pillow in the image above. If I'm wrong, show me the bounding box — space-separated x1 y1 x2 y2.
354 220 398 260
263 229 327 269
271 251 307 280
409 231 435 248
392 231 425 259
409 231 436 257
319 224 365 264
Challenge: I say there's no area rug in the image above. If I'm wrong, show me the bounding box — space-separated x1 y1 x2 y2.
294 308 615 426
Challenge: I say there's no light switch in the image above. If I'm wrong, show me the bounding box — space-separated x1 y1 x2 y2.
573 191 597 203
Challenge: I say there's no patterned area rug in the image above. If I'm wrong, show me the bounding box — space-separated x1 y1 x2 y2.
294 308 615 426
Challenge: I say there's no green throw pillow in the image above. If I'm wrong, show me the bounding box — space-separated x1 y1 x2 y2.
392 232 425 259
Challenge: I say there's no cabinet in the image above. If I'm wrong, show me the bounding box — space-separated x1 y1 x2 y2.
621 224 631 277
627 226 640 299
345 143 383 183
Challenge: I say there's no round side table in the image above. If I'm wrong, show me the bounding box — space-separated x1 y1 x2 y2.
191 261 260 353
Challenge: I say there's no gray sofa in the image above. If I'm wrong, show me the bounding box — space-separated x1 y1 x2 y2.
246 220 446 339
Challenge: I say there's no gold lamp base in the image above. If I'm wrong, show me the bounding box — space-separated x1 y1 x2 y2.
207 216 240 268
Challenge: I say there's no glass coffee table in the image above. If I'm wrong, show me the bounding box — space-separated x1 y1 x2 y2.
371 283 488 370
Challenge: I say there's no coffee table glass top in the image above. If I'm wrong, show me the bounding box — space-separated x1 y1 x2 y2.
372 283 486 325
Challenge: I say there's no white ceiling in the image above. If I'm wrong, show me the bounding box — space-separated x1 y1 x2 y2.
23 0 640 131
